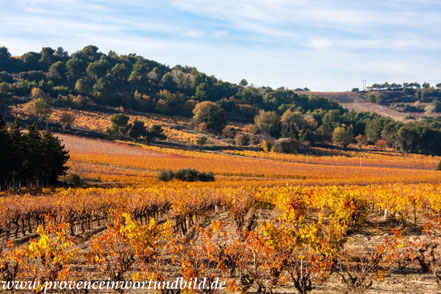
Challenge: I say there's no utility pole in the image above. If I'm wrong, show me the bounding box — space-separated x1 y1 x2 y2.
362 80 367 91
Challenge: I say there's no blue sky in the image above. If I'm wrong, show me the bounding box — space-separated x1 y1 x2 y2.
1 0 441 91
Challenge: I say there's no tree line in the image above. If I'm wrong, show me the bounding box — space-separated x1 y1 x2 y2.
0 116 69 191
362 82 441 108
192 100 441 155
0 45 341 121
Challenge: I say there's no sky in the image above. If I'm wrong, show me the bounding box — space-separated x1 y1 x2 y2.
1 0 441 91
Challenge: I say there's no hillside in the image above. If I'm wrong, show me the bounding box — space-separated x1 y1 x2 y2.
302 91 441 121
2 45 441 156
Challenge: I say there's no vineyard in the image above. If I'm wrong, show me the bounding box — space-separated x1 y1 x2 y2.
2 134 441 293
12 106 230 146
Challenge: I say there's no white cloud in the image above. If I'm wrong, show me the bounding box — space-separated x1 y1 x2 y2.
309 39 333 50
184 30 206 38
1 0 441 91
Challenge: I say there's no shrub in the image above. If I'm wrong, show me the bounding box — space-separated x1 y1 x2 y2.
197 171 215 182
234 133 249 146
157 170 174 182
174 168 199 181
64 173 83 186
157 169 215 182
273 138 299 154
59 112 75 129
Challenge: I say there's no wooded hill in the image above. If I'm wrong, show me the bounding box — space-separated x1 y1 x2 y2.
1 45 441 155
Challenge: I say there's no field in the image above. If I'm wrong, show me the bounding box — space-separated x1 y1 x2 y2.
12 105 232 146
2 134 441 293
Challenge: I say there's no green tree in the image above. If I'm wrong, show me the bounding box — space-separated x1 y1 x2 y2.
39 128 70 186
129 119 148 140
66 58 84 81
23 124 43 187
0 120 69 190
92 78 112 102
20 52 41 71
55 46 68 61
86 59 111 80
8 118 25 189
432 100 441 113
280 110 316 144
192 101 226 132
365 118 386 142
322 109 342 128
110 63 130 80
0 116 13 189
108 114 130 138
39 47 56 70
0 47 13 72
195 83 208 100
241 87 263 106
315 124 333 142
23 98 52 120
0 82 12 116
239 79 248 87
147 125 166 141
332 127 353 148
48 61 67 82
397 125 419 153
254 110 281 138
75 78 91 95
381 122 401 150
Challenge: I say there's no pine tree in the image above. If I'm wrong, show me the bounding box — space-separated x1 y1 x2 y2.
0 116 13 189
23 123 43 187
40 128 70 185
108 113 130 138
0 119 70 190
8 118 25 190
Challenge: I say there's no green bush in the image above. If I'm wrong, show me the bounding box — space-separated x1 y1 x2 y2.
196 171 215 182
157 169 215 182
174 169 199 181
157 170 174 182
436 160 441 171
